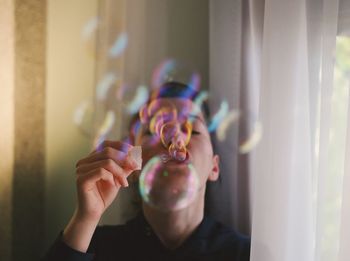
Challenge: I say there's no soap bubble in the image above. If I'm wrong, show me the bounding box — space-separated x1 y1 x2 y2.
96 73 118 101
214 108 263 154
239 120 263 154
81 17 99 57
233 110 262 154
125 85 149 114
81 17 99 40
137 97 200 210
139 156 200 211
216 110 240 141
151 60 202 92
73 100 94 137
187 73 201 93
109 33 128 58
207 100 229 133
189 90 208 121
93 110 115 149
152 59 177 87
139 98 193 161
160 121 192 150
149 107 178 135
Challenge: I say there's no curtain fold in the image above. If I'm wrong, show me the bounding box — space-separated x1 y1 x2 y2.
210 0 349 260
251 1 314 260
244 0 349 260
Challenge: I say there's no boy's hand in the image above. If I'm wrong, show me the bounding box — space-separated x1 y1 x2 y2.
74 140 141 222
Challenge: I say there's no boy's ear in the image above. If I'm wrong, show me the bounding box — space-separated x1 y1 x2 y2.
208 154 220 181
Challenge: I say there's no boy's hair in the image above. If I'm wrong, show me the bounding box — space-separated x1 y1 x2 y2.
128 81 210 143
149 81 210 121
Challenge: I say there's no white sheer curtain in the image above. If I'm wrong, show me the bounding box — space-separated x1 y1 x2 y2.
251 0 315 259
211 0 350 260
245 0 350 260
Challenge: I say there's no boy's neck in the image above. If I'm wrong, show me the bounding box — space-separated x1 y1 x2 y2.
142 198 204 250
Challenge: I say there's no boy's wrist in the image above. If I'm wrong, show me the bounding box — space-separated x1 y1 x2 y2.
74 209 101 226
62 210 100 253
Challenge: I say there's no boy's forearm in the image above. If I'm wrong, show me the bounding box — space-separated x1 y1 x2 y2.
62 210 100 253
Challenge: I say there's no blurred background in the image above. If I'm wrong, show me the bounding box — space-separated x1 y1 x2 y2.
2 0 350 261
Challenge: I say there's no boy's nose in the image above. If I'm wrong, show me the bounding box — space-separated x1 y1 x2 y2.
169 139 187 161
160 121 191 162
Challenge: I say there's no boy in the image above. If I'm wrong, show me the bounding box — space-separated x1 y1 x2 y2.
43 82 250 260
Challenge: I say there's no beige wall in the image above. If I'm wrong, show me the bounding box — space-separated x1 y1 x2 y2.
45 0 98 247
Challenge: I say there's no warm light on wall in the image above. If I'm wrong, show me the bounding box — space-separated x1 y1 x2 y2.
0 1 14 260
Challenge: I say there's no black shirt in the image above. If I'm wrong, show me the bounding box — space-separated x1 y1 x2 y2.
43 214 250 261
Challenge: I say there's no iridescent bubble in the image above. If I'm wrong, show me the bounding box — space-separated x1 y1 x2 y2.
96 73 117 101
215 109 263 153
74 100 89 126
81 17 99 58
239 121 263 154
149 107 178 135
151 59 177 87
216 110 240 141
160 120 192 152
190 90 208 121
130 119 142 139
145 100 177 125
134 84 207 211
109 33 128 58
126 85 149 114
207 100 229 133
139 156 200 211
73 100 94 137
138 104 150 124
193 91 208 106
187 73 201 92
93 111 115 148
82 17 99 40
140 99 193 161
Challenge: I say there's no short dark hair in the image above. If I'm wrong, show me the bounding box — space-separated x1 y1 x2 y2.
149 81 210 121
128 81 210 140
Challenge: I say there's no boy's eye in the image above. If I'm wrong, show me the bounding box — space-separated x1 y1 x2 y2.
191 130 201 135
143 129 200 136
143 129 153 136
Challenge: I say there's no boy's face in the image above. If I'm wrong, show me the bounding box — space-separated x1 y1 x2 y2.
134 97 220 194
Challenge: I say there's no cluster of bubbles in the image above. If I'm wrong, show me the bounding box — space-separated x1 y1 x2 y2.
139 99 194 160
136 97 202 211
74 17 263 211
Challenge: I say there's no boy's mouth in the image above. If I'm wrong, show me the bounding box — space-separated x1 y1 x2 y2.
159 151 190 164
